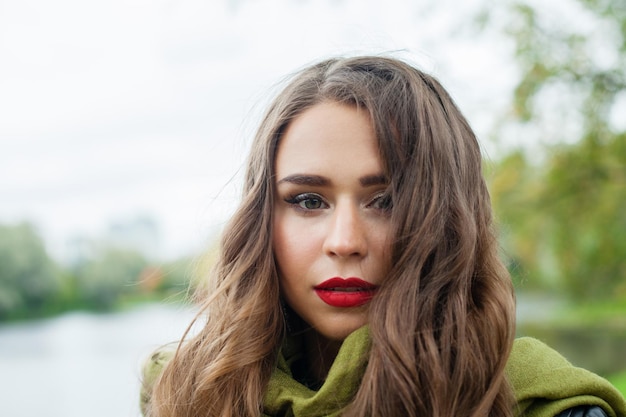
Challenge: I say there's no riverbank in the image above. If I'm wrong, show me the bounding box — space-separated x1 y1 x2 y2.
1 298 623 417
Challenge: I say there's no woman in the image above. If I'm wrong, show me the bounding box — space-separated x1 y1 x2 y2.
141 56 626 417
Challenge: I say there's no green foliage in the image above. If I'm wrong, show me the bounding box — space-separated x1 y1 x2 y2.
483 0 626 301
71 246 149 310
0 223 62 319
491 132 626 299
0 221 197 321
499 0 626 126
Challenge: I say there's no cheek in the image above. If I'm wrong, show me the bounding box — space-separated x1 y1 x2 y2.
372 224 393 272
273 216 322 285
273 216 301 276
273 224 303 303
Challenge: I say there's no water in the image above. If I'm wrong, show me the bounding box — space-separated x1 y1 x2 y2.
0 295 562 417
0 304 196 417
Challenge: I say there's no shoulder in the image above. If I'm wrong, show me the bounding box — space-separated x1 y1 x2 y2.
508 337 571 378
507 337 626 417
140 348 175 416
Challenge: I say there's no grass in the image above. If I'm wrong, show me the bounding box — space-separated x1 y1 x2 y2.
547 298 626 327
607 370 626 397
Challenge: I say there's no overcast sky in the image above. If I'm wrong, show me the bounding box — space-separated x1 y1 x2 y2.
0 0 518 261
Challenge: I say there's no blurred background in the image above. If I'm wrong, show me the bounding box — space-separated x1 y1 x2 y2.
0 0 624 416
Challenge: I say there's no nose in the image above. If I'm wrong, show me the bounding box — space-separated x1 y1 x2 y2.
323 201 368 258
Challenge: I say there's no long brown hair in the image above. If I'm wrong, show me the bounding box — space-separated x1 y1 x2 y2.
146 56 516 417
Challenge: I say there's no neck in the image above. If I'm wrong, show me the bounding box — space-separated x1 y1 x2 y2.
303 329 342 383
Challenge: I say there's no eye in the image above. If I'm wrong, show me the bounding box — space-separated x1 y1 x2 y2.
285 193 328 211
368 193 392 211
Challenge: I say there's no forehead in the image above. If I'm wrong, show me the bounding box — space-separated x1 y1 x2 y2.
275 102 382 179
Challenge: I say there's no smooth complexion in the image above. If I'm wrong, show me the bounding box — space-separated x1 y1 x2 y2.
272 101 392 379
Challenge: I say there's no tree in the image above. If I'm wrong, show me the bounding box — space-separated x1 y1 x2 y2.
72 245 149 310
482 0 626 300
0 222 61 319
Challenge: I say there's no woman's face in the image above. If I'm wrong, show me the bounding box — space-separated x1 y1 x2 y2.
272 101 392 342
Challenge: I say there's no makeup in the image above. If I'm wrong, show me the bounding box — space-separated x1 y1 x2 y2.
314 277 378 308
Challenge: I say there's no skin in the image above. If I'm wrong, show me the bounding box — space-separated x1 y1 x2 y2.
272 101 392 381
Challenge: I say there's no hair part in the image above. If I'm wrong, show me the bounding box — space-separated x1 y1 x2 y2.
145 55 516 417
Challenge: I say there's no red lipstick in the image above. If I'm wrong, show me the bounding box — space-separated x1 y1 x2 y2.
314 277 378 308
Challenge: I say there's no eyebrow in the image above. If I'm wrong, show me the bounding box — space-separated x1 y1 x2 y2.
359 174 388 187
277 174 329 186
276 173 388 187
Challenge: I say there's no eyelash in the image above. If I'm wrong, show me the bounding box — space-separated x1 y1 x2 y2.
284 193 328 211
284 192 392 212
369 193 393 211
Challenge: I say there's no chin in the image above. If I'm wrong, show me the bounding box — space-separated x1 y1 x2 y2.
316 319 367 342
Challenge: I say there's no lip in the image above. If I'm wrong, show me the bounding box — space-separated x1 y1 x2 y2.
314 277 378 308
